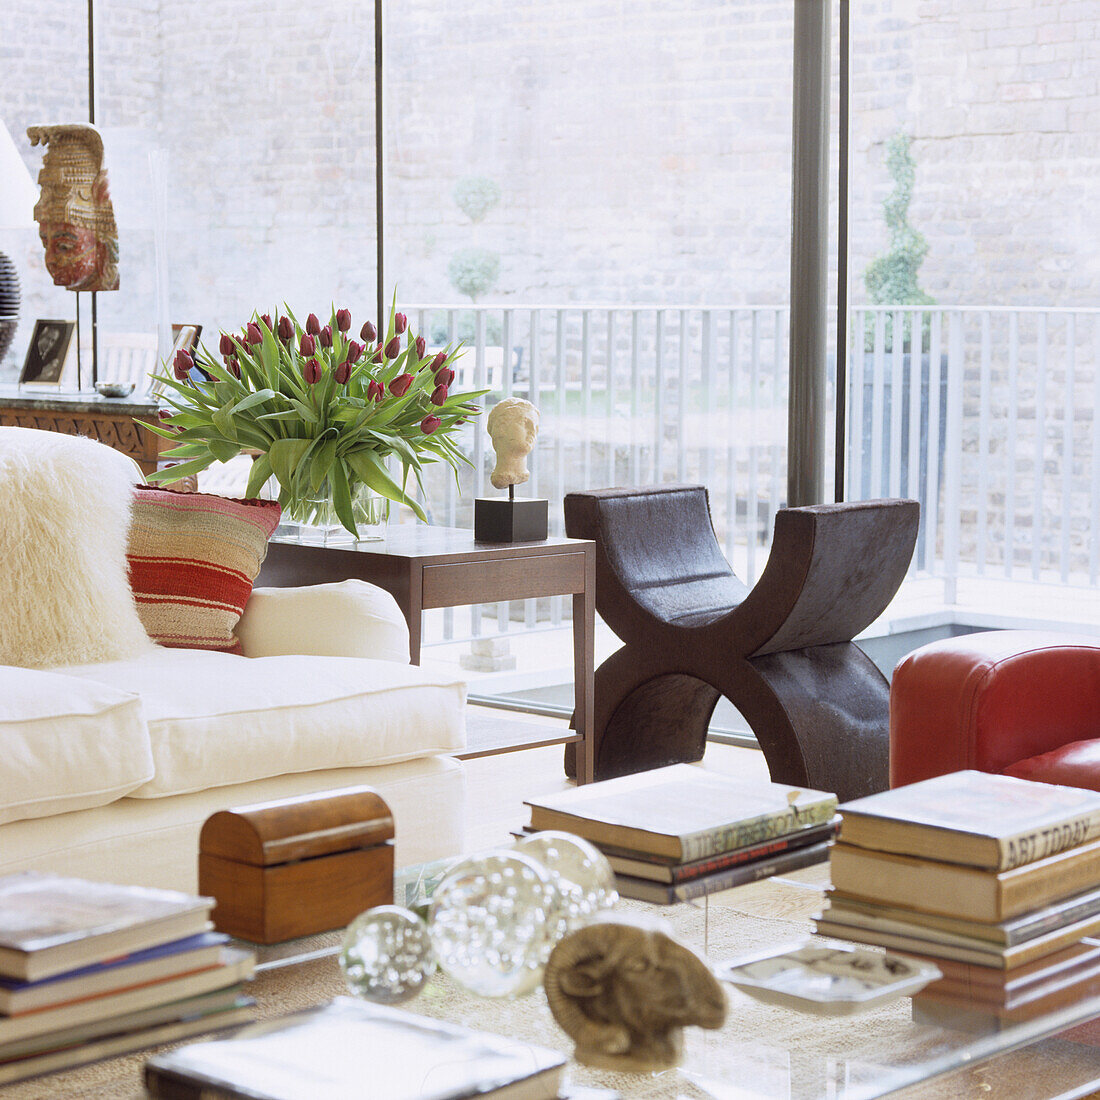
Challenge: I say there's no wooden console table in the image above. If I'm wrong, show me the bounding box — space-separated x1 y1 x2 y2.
0 386 166 476
257 527 597 784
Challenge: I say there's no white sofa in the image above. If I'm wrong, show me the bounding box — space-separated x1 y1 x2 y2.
0 428 467 892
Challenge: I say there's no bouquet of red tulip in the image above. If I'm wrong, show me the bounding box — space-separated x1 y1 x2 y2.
143 299 483 534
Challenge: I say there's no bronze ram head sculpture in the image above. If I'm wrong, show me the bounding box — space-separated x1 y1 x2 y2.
544 915 727 1071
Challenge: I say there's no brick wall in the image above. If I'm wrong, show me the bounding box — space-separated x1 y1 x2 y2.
1 0 1095 369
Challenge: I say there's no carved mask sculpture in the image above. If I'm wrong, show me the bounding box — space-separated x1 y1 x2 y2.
486 397 539 490
544 916 728 1072
27 123 119 292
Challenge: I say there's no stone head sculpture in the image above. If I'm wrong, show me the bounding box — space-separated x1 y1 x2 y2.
27 123 119 292
544 916 728 1071
486 397 539 490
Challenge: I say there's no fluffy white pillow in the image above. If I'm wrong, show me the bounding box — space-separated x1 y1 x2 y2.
0 427 153 668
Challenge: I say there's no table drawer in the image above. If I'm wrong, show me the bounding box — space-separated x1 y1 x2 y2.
421 552 587 608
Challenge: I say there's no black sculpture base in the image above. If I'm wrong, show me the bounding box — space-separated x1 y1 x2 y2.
474 497 548 543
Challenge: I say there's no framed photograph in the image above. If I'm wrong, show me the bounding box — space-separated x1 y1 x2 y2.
171 323 202 355
151 324 205 397
19 319 76 386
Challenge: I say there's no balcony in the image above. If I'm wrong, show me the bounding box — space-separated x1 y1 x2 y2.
405 303 1100 718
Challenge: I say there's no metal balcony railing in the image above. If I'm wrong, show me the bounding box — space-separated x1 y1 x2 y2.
408 303 1100 646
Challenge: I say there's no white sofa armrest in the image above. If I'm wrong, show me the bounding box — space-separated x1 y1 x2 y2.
236 580 410 663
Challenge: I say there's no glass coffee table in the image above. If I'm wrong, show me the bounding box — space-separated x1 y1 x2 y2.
237 862 1100 1100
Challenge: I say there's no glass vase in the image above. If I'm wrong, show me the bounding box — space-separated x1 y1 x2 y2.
280 482 390 545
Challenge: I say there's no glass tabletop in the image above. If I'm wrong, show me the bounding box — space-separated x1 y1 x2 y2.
236 862 1100 1099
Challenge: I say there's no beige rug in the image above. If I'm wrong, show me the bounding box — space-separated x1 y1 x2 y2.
5 878 1099 1100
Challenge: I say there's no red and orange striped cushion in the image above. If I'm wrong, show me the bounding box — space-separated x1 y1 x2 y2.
127 486 281 652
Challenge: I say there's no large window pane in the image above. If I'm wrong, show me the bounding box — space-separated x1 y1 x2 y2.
848 0 1100 627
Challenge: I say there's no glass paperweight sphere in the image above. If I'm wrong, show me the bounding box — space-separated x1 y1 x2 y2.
428 849 560 998
339 905 436 1004
514 830 618 938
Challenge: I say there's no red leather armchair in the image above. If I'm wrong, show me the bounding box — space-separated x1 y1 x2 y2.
890 631 1100 791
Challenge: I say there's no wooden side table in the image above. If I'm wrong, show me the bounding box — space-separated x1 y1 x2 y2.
257 527 597 784
0 386 166 476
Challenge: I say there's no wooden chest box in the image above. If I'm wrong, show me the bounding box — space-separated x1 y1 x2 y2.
198 786 394 944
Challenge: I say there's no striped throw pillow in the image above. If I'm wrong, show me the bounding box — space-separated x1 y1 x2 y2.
127 486 281 652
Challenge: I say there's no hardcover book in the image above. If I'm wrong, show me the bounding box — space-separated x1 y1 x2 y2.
828 836 1100 923
0 1000 255 1086
823 884 1100 947
602 820 839 883
617 839 832 904
917 940 1100 1006
812 911 1100 970
144 997 567 1100
525 764 837 862
0 872 212 982
0 932 228 1015
837 771 1100 871
0 948 252 1048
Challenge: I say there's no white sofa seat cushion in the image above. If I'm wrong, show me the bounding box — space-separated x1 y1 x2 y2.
59 648 467 798
0 666 154 825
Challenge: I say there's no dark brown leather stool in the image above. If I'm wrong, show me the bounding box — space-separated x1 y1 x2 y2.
564 486 919 801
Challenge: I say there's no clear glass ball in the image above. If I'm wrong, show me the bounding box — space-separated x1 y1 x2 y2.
514 830 618 939
339 905 436 1004
428 849 560 997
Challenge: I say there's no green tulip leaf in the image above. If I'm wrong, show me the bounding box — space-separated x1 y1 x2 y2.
330 458 356 535
268 437 312 492
145 454 217 483
245 452 274 499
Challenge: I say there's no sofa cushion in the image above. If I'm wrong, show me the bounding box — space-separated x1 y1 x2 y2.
0 427 153 668
127 486 281 653
0 665 154 826
1003 740 1100 792
59 648 466 798
236 581 410 663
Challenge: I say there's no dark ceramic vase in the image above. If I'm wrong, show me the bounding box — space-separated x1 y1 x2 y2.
0 252 20 367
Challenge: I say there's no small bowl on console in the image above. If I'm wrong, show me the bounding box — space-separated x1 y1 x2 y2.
94 381 136 399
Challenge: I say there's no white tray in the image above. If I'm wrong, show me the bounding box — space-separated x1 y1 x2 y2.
717 939 941 1015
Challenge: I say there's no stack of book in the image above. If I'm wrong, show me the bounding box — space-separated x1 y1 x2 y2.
522 764 839 904
0 872 255 1084
814 771 1100 1023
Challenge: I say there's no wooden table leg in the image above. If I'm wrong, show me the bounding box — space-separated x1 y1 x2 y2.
573 545 596 784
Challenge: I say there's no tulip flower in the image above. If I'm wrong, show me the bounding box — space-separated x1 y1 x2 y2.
345 340 363 364
300 333 316 357
435 368 455 387
246 322 262 345
393 312 407 335
278 315 294 342
430 383 448 406
367 379 384 402
414 335 426 359
260 313 272 330
420 415 442 435
319 325 333 348
334 359 351 385
234 335 249 352
306 313 321 336
227 359 241 379
336 308 352 333
384 336 401 359
430 351 447 371
173 349 193 380
389 373 414 397
303 357 323 384
360 320 377 343
219 333 235 357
